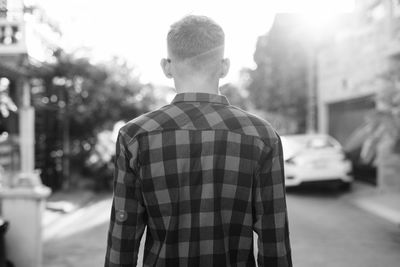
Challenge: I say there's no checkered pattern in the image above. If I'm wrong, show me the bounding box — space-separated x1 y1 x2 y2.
105 92 292 267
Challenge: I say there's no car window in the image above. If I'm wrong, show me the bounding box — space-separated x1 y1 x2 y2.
281 135 341 160
307 137 335 149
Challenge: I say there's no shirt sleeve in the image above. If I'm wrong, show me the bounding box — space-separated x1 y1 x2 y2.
105 131 147 267
252 136 292 267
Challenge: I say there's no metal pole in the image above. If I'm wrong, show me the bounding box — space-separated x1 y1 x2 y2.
61 86 70 189
306 44 317 133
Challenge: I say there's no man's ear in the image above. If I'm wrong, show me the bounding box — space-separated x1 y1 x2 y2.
160 58 173 79
220 58 230 78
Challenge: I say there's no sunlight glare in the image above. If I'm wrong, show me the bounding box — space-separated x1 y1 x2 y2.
274 0 355 14
38 0 355 85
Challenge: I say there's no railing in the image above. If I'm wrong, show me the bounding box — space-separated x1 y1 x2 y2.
0 19 26 54
0 4 61 59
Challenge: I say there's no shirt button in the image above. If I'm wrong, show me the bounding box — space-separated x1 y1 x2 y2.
116 210 128 222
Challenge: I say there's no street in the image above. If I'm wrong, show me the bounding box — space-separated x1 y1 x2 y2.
286 186 400 267
43 185 400 267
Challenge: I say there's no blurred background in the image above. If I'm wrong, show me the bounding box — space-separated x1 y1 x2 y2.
0 0 399 267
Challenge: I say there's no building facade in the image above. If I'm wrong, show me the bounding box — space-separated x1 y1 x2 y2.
317 0 400 186
317 0 396 142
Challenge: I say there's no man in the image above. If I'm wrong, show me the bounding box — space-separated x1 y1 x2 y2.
105 15 292 267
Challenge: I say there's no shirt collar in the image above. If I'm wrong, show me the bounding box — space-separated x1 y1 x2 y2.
171 92 230 105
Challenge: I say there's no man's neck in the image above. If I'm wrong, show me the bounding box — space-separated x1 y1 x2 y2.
174 78 220 95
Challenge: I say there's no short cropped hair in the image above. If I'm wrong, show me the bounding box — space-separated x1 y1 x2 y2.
167 15 225 66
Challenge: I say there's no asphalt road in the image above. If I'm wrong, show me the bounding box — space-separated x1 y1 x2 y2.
284 186 400 267
43 186 400 267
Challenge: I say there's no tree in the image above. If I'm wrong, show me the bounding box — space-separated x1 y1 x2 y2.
244 14 310 134
0 78 17 118
48 51 147 140
219 83 250 110
358 76 400 191
36 50 156 188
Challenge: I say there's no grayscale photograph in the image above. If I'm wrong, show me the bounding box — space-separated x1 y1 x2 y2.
0 0 399 266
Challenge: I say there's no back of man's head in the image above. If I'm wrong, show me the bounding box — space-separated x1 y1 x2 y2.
167 15 225 71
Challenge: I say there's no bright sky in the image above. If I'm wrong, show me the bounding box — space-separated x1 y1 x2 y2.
39 0 354 86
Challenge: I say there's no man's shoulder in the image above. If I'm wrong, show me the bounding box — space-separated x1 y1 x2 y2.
118 104 175 139
118 103 280 147
224 105 280 145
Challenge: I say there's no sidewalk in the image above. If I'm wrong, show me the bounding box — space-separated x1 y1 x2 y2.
349 181 400 228
43 189 96 238
42 189 113 267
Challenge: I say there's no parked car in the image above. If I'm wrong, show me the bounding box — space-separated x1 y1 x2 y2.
281 134 353 189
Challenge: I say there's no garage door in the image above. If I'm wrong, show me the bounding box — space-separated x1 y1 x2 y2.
328 95 375 145
328 95 376 184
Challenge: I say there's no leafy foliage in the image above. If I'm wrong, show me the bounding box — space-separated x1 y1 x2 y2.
361 79 400 163
219 83 250 110
0 78 17 118
47 51 147 140
243 15 310 134
37 50 158 185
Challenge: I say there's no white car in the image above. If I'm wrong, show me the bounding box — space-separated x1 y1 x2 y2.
281 134 353 189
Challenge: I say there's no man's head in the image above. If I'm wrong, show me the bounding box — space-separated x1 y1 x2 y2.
161 15 230 89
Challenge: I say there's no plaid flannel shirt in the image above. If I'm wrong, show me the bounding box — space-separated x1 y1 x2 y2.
105 92 292 267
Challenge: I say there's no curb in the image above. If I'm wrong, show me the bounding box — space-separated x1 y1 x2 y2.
43 193 112 242
353 198 400 227
344 181 400 228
